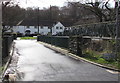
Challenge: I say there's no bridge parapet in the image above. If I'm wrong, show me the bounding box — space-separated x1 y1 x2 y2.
37 35 117 61
37 35 91 56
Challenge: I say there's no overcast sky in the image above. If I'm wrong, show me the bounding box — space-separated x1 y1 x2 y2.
12 0 115 9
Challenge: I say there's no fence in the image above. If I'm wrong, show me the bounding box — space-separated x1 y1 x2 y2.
37 36 84 56
61 21 116 37
37 36 69 49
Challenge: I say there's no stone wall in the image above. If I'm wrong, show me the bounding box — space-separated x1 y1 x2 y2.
69 36 82 56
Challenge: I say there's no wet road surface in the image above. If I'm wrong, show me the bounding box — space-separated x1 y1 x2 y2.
9 40 118 81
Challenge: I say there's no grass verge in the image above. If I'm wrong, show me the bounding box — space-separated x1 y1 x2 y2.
83 50 120 70
20 37 37 40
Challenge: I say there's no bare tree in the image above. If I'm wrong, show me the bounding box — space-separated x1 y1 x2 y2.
2 1 25 33
67 0 115 22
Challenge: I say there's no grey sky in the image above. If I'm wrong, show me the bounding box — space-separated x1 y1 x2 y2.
14 0 70 8
6 0 116 9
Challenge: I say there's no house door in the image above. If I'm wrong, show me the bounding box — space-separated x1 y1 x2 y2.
25 30 31 36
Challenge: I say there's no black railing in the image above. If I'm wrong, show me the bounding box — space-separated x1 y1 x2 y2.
37 35 116 59
37 36 83 56
37 36 69 49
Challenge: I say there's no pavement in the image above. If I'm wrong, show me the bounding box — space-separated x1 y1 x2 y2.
4 40 119 81
0 42 15 82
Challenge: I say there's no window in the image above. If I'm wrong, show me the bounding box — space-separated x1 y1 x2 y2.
48 27 50 29
35 26 37 28
56 27 59 29
41 26 43 29
60 27 63 29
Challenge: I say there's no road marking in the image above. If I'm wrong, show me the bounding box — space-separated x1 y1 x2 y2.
106 70 119 74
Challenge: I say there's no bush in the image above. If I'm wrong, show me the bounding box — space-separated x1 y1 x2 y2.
97 58 108 64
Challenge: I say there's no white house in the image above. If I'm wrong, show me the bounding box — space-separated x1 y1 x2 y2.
52 22 65 35
12 22 65 36
13 26 37 35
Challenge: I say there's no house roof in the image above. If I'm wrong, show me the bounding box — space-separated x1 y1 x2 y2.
20 20 57 26
15 18 73 27
61 22 74 27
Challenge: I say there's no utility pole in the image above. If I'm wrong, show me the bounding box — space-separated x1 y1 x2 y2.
50 5 52 35
37 7 39 34
115 0 120 61
0 1 2 66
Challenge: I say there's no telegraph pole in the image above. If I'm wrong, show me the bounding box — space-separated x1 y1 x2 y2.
50 5 52 35
37 7 39 34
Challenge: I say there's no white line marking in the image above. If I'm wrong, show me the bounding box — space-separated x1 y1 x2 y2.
106 70 119 74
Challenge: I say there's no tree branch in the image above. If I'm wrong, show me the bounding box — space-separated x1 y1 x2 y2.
105 0 111 12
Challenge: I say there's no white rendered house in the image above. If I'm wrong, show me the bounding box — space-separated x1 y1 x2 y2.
52 22 65 35
12 26 38 35
12 22 65 36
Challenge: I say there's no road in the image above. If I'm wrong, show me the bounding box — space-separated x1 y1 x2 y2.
8 40 118 81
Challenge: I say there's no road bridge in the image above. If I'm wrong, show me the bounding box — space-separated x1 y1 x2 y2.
5 40 118 81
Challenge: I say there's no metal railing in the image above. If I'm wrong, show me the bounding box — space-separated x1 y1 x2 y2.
37 36 69 49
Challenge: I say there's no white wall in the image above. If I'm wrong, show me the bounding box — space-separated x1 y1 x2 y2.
13 26 26 35
27 26 38 34
13 26 50 35
39 26 50 35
